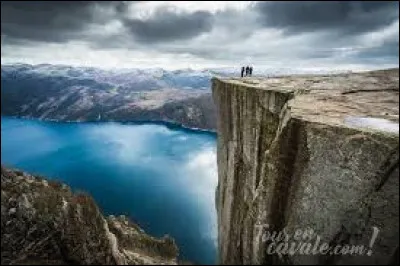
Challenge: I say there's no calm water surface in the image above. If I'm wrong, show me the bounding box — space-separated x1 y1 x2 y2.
1 116 218 265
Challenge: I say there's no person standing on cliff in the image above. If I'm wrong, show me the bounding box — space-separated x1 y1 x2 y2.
249 66 253 76
245 66 250 76
241 66 245 77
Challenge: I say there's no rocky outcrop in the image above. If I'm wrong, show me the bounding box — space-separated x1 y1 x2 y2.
212 69 399 265
1 166 179 265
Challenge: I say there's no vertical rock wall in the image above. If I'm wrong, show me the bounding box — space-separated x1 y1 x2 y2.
212 72 399 265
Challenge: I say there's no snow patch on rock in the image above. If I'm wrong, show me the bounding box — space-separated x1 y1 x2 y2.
344 116 399 134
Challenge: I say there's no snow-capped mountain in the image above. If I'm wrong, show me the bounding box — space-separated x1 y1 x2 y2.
1 63 354 130
1 64 215 91
1 64 217 130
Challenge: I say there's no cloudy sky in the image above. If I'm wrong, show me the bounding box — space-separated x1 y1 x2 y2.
1 1 399 70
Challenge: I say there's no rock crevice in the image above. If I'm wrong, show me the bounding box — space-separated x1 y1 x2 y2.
212 69 399 265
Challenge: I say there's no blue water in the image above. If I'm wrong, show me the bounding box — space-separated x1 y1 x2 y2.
1 116 218 265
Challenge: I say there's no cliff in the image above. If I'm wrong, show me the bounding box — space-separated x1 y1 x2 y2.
212 69 399 265
1 166 179 265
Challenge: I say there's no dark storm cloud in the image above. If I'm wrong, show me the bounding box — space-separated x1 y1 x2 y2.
1 1 122 43
1 1 398 68
255 1 399 35
1 1 214 46
122 7 214 43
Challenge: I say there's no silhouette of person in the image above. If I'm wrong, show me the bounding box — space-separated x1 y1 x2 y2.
249 66 253 77
241 66 245 77
245 66 250 76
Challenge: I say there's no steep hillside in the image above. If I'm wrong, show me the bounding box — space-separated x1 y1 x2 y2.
1 64 216 130
1 166 179 265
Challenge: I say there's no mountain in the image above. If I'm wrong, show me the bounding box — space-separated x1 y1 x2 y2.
0 63 354 130
1 166 179 265
1 64 214 91
1 64 217 130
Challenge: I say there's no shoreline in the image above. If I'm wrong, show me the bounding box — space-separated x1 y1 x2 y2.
1 114 218 136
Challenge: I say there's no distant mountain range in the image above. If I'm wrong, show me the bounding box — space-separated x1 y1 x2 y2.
1 63 360 131
1 63 219 91
1 64 219 130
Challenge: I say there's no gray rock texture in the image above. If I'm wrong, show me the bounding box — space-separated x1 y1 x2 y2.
1 166 179 265
212 69 399 265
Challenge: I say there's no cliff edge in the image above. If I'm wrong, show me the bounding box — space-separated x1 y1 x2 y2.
212 69 399 265
1 166 179 265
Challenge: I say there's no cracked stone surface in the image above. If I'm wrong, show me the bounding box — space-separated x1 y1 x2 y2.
212 68 399 265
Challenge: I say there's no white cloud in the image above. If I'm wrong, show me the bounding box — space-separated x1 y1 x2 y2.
359 19 399 48
183 145 218 245
127 1 251 16
1 1 398 70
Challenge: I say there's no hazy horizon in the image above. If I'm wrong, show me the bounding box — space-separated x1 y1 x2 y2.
2 61 398 73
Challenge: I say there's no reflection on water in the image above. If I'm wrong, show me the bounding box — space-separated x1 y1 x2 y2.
1 116 218 265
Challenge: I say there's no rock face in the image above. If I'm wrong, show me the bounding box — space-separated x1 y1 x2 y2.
212 69 399 265
1 167 179 265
